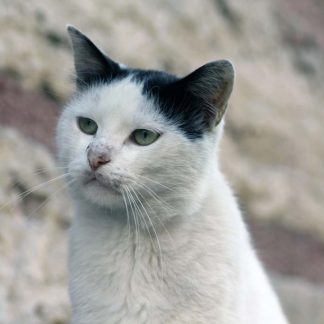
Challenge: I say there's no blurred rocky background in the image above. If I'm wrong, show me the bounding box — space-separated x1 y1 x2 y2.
0 0 323 323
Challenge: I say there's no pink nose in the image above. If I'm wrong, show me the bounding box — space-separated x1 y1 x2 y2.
87 150 111 171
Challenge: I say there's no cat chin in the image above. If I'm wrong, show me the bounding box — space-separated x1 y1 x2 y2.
79 181 124 209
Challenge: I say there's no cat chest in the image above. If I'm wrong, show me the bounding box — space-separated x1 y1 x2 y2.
69 237 172 321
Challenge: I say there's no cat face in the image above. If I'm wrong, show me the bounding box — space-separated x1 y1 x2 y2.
56 26 234 223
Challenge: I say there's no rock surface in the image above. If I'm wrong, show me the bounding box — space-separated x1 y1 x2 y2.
274 275 324 324
0 129 72 324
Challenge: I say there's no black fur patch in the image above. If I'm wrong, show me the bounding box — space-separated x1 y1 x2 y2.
130 69 206 139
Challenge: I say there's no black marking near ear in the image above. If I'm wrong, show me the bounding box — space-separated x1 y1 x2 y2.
67 25 124 89
139 60 234 139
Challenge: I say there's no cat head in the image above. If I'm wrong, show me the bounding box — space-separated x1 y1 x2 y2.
57 26 234 223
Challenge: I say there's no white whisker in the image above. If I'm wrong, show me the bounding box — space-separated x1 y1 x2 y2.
130 185 165 286
124 185 140 256
130 179 175 213
132 185 174 247
0 173 70 211
135 174 173 191
25 178 74 219
128 185 155 248
121 187 131 248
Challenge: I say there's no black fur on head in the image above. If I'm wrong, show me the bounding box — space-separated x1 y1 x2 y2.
67 26 234 140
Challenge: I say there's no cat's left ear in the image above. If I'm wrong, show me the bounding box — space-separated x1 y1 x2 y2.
182 60 234 128
67 25 121 90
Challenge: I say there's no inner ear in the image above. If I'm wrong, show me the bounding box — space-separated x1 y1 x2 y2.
67 25 121 89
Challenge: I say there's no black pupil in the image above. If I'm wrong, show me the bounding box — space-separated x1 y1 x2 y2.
143 130 148 139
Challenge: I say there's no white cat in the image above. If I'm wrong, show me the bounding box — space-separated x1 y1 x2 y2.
56 26 289 324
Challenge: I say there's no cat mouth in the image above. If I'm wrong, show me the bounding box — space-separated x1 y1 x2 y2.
84 174 121 195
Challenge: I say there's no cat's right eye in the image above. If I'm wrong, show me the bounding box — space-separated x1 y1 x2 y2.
77 117 98 135
131 129 160 146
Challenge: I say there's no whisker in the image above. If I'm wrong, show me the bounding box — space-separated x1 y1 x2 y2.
124 185 140 256
128 186 151 250
0 173 70 211
134 174 174 191
30 166 69 177
130 186 165 286
25 178 74 219
120 188 131 248
132 186 174 247
130 180 175 213
128 186 156 249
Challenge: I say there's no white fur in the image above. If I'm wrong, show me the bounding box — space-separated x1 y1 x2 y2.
57 77 288 323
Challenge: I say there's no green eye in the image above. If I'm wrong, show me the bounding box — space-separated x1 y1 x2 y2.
132 129 160 146
77 117 98 135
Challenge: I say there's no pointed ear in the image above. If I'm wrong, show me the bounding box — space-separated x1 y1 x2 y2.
66 25 120 89
183 60 234 128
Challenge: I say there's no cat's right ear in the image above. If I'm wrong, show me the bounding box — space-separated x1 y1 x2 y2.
67 25 120 90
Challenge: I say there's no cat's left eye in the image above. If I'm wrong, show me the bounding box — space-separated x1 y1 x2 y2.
77 117 98 135
131 129 160 146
